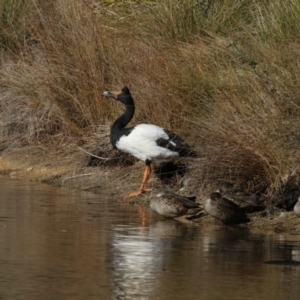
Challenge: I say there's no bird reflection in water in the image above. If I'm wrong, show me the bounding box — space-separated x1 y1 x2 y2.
110 220 199 299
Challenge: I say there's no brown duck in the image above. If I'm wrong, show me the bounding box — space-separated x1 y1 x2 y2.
150 190 201 219
204 192 250 224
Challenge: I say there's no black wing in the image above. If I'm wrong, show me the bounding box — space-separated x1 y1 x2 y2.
156 129 197 157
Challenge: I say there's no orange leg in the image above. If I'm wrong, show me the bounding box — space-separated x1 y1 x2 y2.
124 164 152 199
138 206 148 227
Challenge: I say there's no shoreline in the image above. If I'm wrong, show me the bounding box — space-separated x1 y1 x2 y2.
0 147 300 234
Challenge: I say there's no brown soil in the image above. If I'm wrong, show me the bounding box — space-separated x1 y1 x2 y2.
0 144 299 234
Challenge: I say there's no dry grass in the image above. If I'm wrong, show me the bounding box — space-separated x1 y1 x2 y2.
1 0 300 205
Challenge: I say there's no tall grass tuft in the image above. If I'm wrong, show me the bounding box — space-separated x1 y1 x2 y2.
0 0 38 54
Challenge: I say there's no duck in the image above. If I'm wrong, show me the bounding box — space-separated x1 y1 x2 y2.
294 197 300 217
150 190 201 218
218 181 263 212
103 87 196 199
203 192 250 224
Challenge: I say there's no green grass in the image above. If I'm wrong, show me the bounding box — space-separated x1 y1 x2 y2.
1 0 300 198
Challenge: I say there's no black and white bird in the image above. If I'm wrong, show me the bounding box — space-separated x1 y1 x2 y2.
103 86 196 199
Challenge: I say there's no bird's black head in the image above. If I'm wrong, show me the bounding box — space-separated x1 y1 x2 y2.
103 86 134 105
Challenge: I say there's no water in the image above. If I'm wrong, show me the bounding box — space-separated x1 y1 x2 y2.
0 177 300 300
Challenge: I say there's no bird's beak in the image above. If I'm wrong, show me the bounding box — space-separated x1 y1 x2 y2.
103 90 119 99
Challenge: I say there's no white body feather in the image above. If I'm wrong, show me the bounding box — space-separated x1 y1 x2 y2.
116 124 179 163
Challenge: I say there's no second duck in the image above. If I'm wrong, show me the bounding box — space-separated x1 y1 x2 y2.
204 192 250 224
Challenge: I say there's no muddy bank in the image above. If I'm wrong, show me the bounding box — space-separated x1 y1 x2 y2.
0 145 299 234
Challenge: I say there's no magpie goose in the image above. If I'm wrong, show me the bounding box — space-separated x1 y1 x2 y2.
103 86 196 199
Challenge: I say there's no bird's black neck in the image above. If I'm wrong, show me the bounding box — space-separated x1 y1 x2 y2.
110 104 135 147
112 104 135 130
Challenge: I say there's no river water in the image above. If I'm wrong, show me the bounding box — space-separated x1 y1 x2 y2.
0 177 300 300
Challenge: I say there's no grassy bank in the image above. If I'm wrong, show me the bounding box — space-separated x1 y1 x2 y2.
1 0 300 207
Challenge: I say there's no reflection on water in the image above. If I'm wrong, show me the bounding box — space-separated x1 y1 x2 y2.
0 177 300 300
